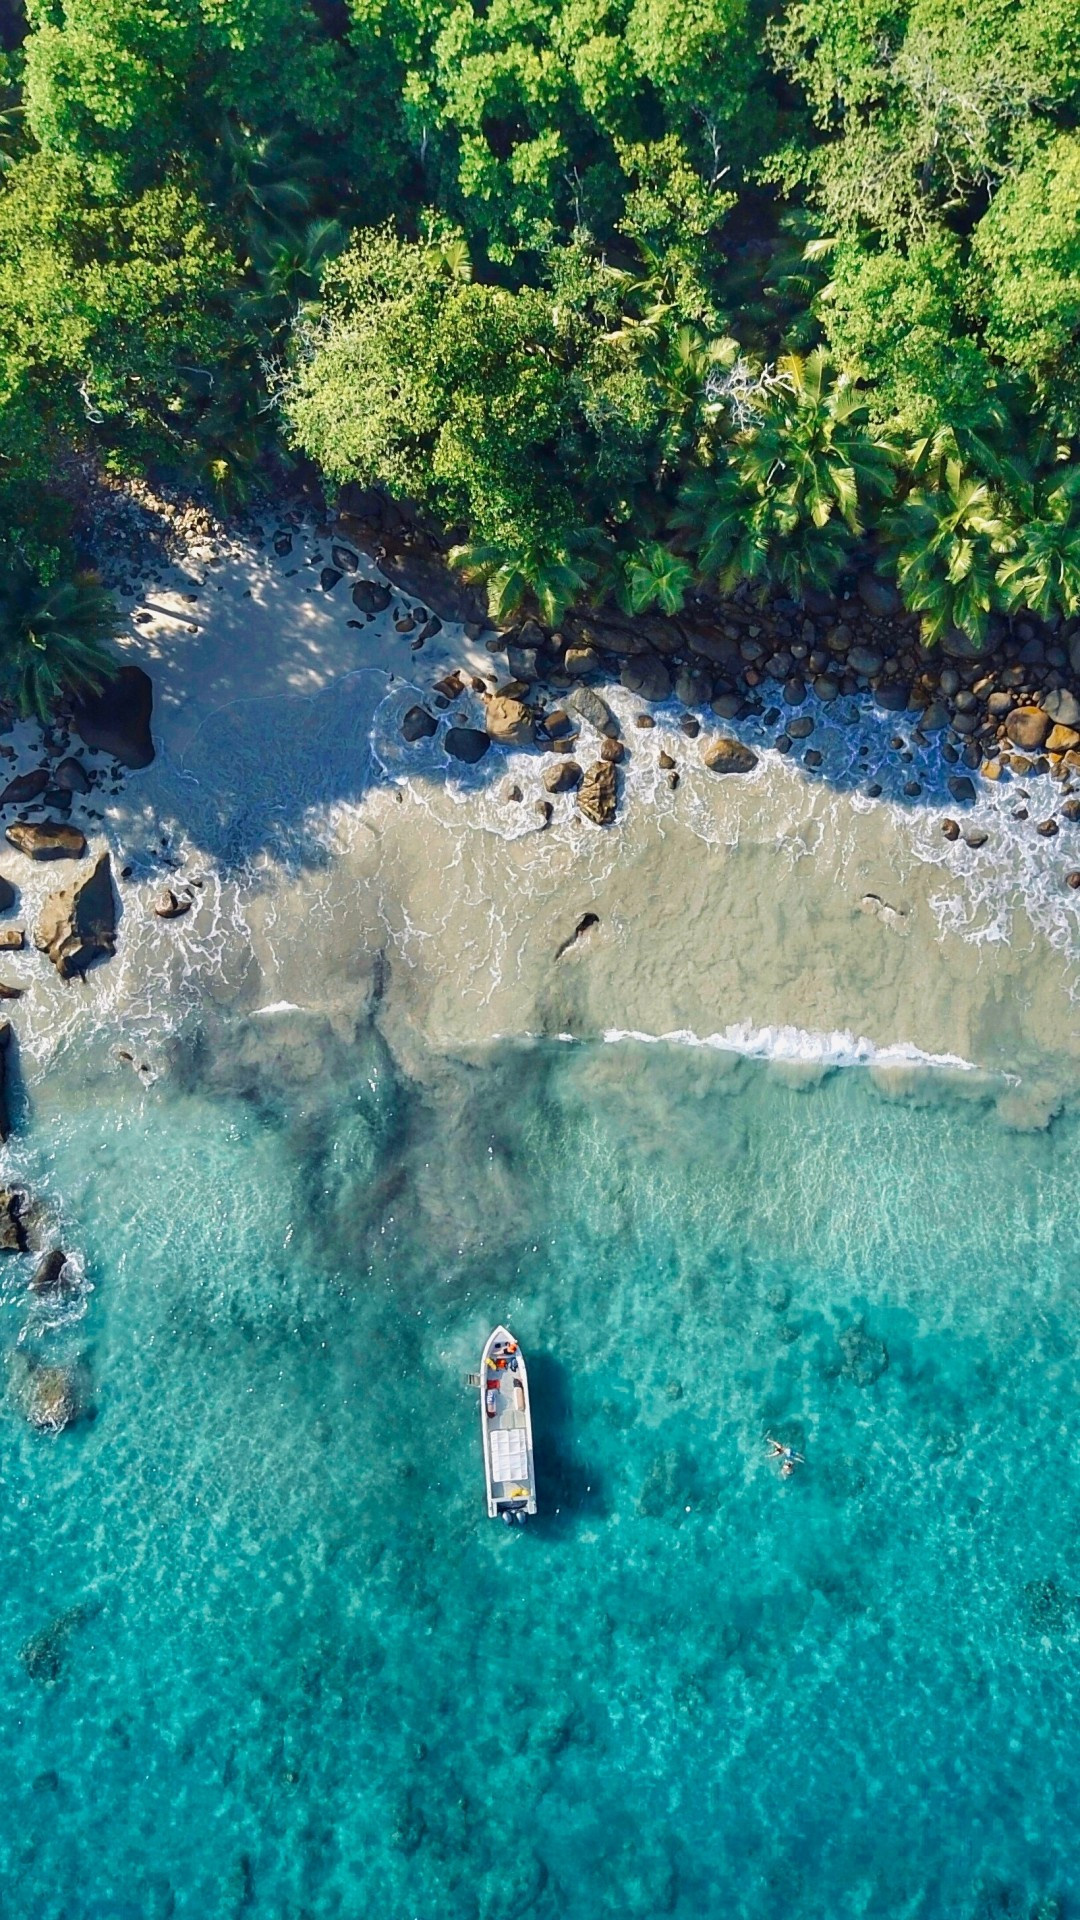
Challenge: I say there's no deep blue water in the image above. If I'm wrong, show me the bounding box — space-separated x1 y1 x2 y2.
2 1021 1079 1919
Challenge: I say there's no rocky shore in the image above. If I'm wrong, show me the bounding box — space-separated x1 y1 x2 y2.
317 487 1080 878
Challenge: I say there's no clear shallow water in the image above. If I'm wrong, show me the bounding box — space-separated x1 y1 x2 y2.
3 1022 1080 1919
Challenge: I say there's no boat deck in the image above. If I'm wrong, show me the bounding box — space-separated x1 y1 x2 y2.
482 1328 536 1517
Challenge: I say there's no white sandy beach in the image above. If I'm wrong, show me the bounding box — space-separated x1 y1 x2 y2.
2 508 1078 1124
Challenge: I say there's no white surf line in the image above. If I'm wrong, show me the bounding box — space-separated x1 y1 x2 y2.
491 1024 991 1074
601 1023 984 1072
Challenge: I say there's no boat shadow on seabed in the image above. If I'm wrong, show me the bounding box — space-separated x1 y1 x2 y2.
518 1350 603 1533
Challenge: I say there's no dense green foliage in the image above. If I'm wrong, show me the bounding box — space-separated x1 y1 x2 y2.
2 0 1080 683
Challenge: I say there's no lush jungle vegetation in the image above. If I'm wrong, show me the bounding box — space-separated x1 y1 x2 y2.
1 0 1080 705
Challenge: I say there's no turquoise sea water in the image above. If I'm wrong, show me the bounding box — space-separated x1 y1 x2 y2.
3 1018 1080 1920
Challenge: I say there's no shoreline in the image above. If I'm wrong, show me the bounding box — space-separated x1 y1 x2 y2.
0 493 1074 1122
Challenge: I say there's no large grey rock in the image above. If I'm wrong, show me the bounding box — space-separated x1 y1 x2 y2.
703 736 758 774
484 696 534 746
1041 688 1080 729
620 657 671 703
685 628 743 671
576 619 648 658
567 687 619 738
380 550 486 625
920 702 950 732
874 683 910 712
34 851 117 978
947 775 977 805
443 727 490 765
941 627 988 660
711 693 745 720
72 664 154 768
6 820 86 861
857 574 901 618
846 646 883 677
506 646 539 682
674 668 711 707
577 760 617 825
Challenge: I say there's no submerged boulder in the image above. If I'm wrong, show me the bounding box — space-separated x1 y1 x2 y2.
72 664 154 768
0 1186 27 1249
6 820 86 861
31 1249 74 1295
15 1359 77 1433
35 851 117 978
19 1602 95 1683
443 726 490 765
400 705 437 744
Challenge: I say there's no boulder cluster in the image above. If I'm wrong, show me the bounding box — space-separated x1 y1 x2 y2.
384 541 1080 855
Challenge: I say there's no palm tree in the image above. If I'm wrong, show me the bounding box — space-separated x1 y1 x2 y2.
243 216 349 332
669 465 746 580
884 458 1015 646
450 533 599 627
671 351 895 598
0 564 118 723
739 349 896 539
208 119 318 230
996 466 1080 621
621 541 695 615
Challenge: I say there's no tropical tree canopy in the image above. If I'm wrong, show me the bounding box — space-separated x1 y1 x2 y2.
3 0 1080 675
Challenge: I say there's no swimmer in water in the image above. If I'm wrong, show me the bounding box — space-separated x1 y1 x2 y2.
766 1436 805 1478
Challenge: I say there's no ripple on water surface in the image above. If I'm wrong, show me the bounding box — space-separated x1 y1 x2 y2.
1 1021 1078 1919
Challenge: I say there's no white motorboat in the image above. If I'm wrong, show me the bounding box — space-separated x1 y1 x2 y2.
479 1326 537 1523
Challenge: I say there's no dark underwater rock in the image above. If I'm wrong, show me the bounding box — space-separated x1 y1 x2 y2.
0 1021 14 1142
443 726 490 765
